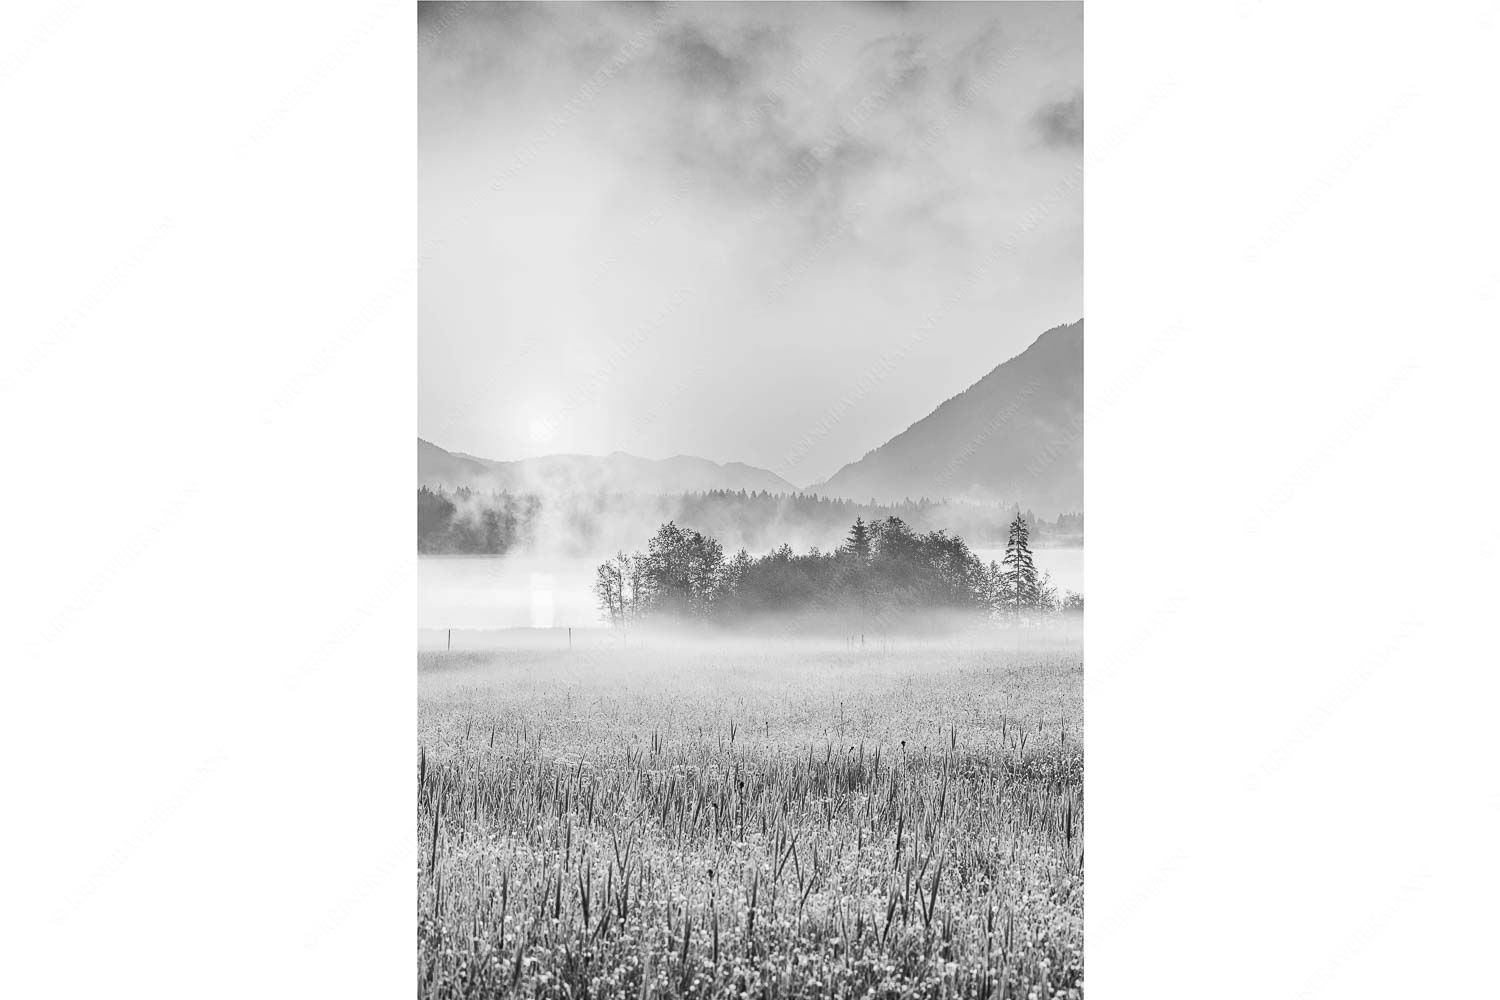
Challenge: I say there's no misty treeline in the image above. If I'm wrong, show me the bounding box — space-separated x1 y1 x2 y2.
418 487 538 554
418 486 1083 555
594 513 1082 632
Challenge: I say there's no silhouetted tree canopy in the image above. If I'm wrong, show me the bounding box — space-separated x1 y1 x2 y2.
595 516 1070 632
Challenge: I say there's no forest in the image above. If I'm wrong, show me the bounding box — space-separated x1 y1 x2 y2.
417 485 1083 556
593 514 1082 633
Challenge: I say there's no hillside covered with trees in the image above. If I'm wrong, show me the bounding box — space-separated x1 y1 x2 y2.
594 514 1081 633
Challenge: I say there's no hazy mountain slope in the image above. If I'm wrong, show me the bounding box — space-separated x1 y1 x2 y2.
812 320 1083 514
418 438 494 484
418 439 800 495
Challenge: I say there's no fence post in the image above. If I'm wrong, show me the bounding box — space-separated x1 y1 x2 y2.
446 629 451 651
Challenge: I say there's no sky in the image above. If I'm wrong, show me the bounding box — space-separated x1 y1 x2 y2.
419 1 1081 488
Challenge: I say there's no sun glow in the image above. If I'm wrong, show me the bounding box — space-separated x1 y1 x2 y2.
528 417 555 446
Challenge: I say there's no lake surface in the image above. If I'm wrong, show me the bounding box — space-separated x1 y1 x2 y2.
419 548 1083 630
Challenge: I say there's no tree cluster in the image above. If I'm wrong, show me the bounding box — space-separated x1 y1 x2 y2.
594 514 1080 632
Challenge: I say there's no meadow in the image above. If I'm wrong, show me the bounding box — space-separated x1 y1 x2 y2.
418 633 1083 998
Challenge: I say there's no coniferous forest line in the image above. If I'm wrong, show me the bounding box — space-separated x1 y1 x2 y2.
417 485 1083 557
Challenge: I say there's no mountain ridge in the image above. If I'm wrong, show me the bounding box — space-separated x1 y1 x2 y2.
419 319 1082 512
418 439 802 496
810 319 1083 515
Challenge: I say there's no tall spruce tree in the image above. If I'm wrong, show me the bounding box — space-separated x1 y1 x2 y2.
1000 512 1039 619
846 517 871 559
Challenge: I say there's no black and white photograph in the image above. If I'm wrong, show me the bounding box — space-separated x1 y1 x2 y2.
419 2 1081 995
8 2 1498 998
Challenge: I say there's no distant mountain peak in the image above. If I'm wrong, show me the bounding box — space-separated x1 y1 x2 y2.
811 319 1083 516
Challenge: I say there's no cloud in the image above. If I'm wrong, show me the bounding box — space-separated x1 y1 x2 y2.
637 16 917 240
422 3 1064 244
1033 91 1084 147
626 12 1017 251
662 21 763 95
419 2 1084 476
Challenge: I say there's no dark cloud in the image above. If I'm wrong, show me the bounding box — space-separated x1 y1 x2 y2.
1033 91 1083 147
662 22 762 95
641 19 914 239
635 17 974 246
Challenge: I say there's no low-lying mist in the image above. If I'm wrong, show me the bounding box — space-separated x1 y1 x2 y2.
418 485 1083 558
420 614 1083 655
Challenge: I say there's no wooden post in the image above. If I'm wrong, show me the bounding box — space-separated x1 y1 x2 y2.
568 627 573 651
446 629 451 651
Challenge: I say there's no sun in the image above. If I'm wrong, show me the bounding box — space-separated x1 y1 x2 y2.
527 417 555 446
